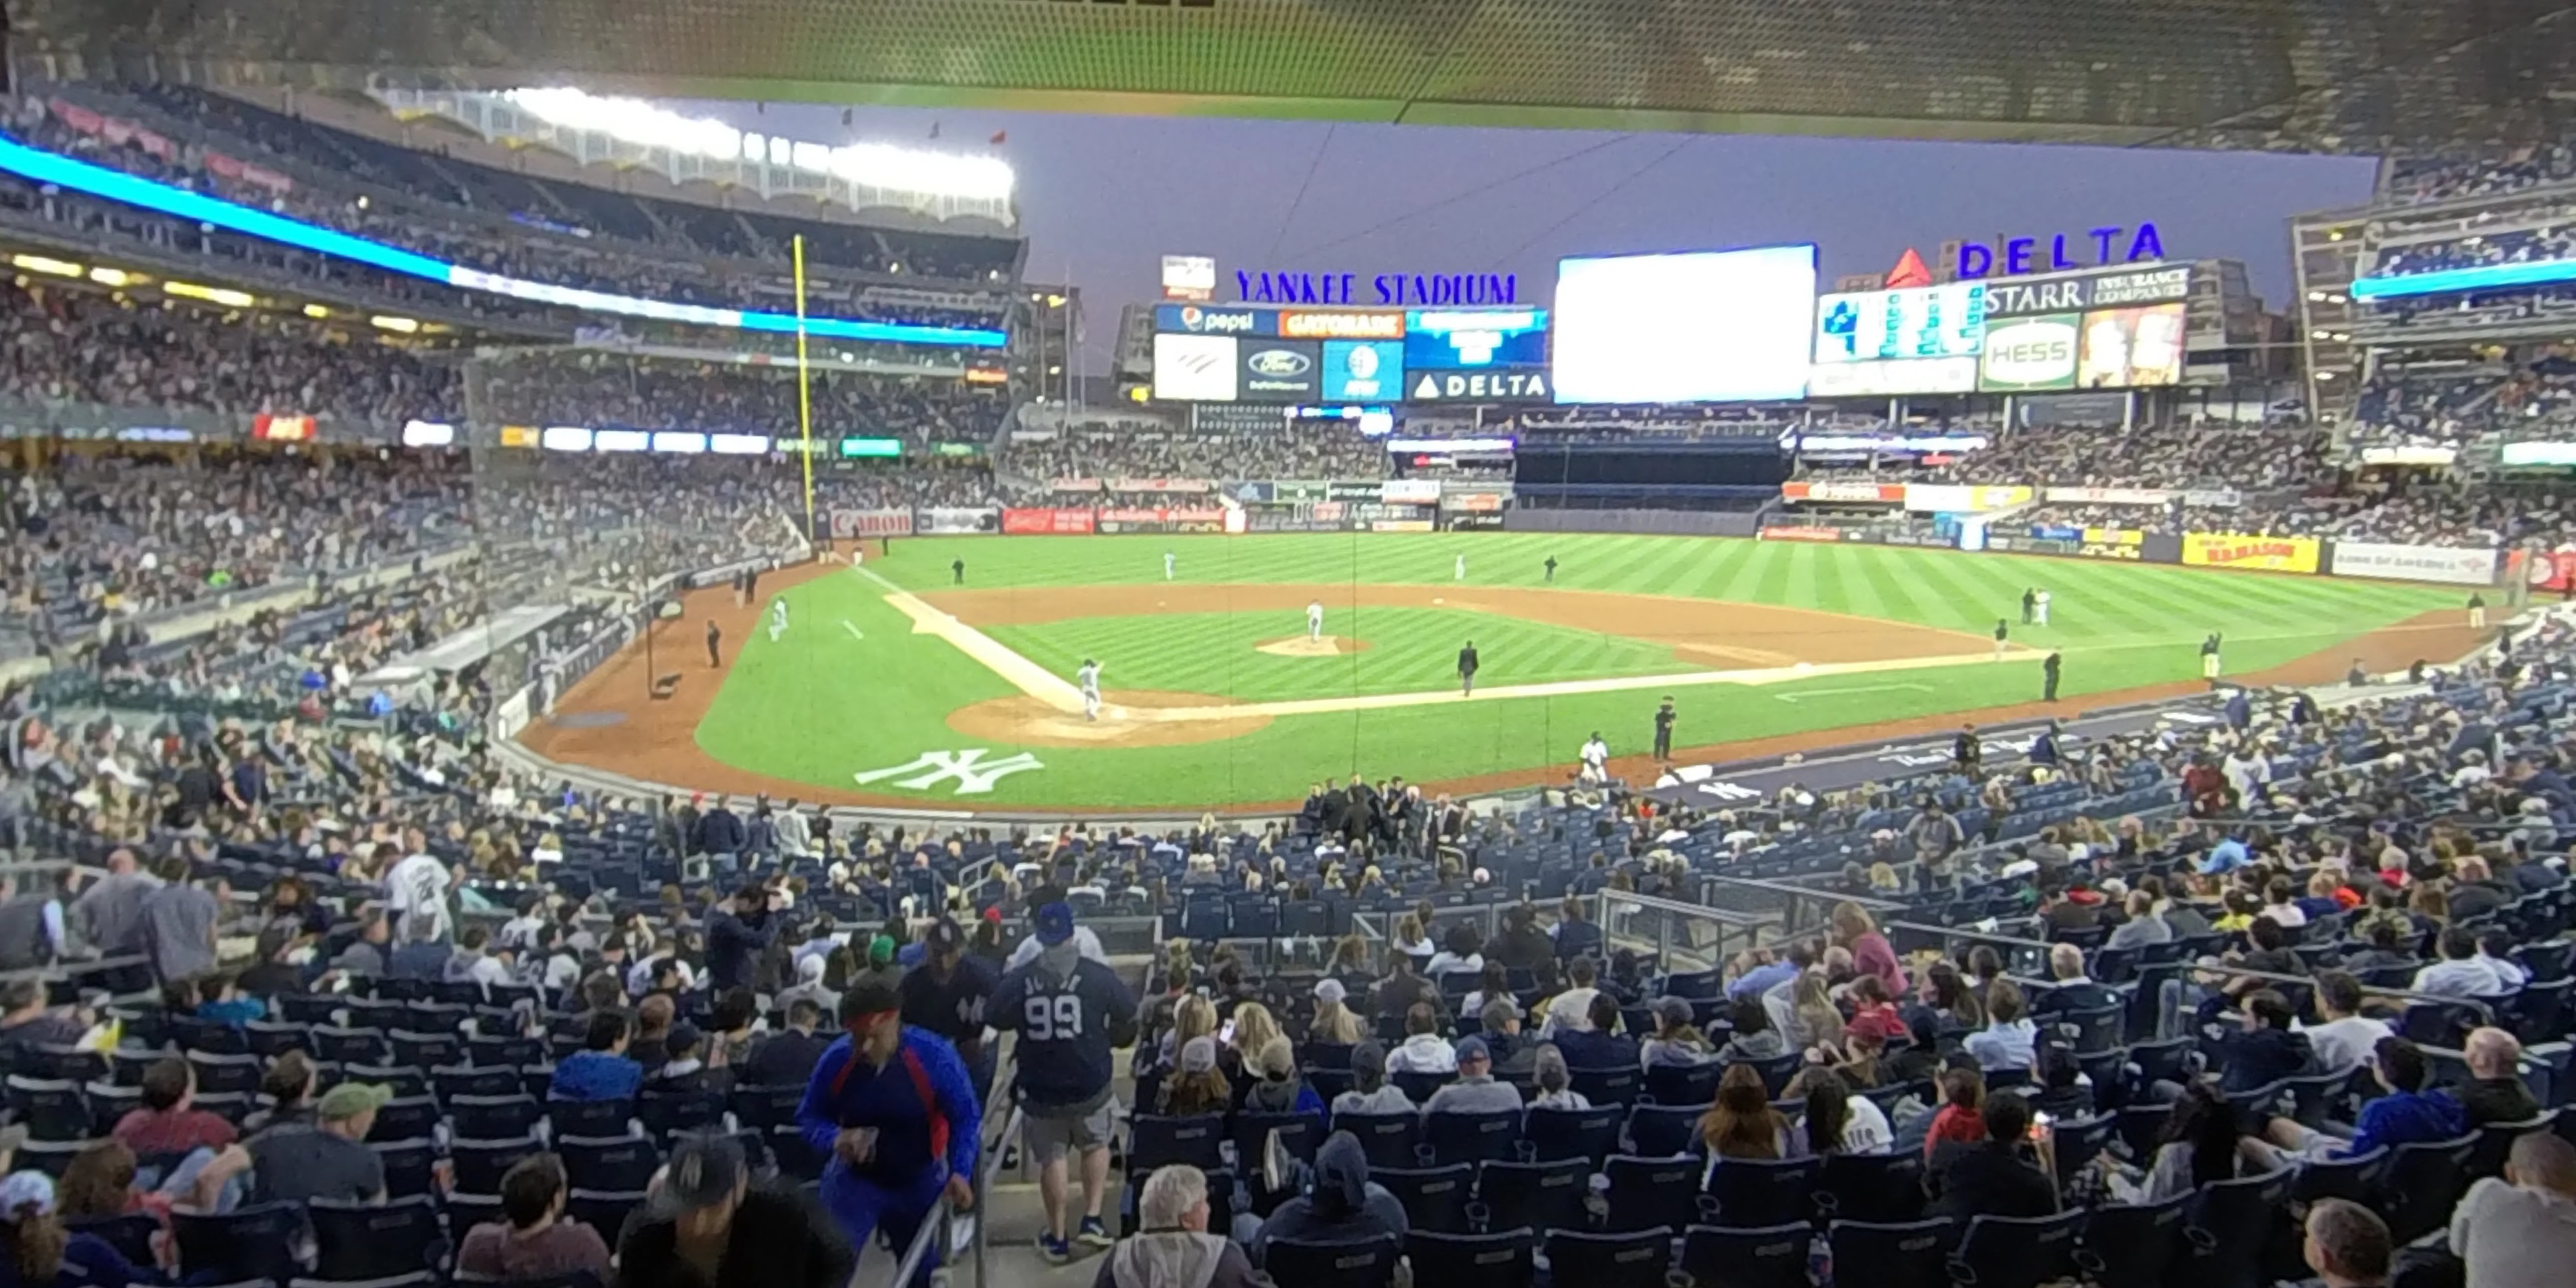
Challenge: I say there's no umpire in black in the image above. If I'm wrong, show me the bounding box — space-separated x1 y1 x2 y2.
1457 641 1479 696
1652 696 1676 761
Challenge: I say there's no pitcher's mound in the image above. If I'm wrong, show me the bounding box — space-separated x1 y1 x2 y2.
947 689 1271 748
1256 635 1370 657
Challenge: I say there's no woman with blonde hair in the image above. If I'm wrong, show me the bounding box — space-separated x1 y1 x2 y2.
1226 1002 1284 1083
1791 970 1845 1056
1391 914 1433 959
1157 1037 1231 1117
1308 979 1364 1045
1328 933 1371 978
1155 993 1218 1077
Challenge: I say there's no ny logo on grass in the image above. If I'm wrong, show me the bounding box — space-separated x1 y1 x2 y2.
854 749 1045 796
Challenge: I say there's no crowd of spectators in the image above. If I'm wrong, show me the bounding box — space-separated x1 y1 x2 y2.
0 521 2568 1287
1001 423 1387 484
0 282 457 431
483 354 1007 446
1902 422 2332 493
2388 143 2576 204
7 89 1018 324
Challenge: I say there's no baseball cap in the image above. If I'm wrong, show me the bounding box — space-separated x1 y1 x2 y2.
666 1022 703 1057
1257 1034 1296 1079
316 1082 393 1121
0 1171 52 1216
1034 902 1076 946
663 1135 747 1211
926 919 965 953
1350 1040 1388 1082
981 906 1003 925
868 935 896 967
1179 1035 1219 1075
1652 996 1694 1030
1312 978 1346 1006
1453 1035 1491 1064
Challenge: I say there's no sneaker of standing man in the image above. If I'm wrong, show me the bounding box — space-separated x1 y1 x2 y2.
992 902 1137 1261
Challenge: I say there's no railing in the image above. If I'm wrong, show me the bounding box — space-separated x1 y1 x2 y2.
1598 889 1771 977
878 1105 1022 1288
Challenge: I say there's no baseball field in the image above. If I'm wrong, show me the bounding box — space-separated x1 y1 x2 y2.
519 532 2478 812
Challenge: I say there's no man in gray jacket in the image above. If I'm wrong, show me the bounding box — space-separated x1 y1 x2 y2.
1421 1036 1525 1119
1094 1164 1272 1288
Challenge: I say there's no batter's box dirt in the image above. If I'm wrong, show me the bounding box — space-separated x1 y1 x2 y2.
1255 635 1371 657
947 689 1272 749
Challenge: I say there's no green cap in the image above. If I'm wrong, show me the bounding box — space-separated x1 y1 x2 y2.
316 1082 393 1121
868 934 896 966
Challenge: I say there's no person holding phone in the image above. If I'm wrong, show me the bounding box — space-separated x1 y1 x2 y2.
795 981 981 1288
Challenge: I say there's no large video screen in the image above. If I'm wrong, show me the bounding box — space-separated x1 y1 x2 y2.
1153 332 1240 401
2078 303 2186 388
1815 282 1986 364
1551 246 1817 403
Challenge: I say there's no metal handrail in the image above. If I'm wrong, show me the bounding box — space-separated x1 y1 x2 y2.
1882 919 2502 1016
879 1103 1023 1288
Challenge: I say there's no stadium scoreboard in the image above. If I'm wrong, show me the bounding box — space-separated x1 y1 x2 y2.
1811 263 2194 396
1151 303 1550 405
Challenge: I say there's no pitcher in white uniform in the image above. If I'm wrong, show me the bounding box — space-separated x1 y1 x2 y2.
1077 658 1103 721
1307 600 1324 641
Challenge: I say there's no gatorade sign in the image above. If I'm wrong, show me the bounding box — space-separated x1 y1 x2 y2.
1978 314 2080 391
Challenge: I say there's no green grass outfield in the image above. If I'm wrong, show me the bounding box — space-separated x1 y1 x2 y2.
688 533 2461 810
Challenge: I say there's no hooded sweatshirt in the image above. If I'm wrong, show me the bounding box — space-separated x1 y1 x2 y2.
1245 1132 1409 1267
1092 1229 1271 1288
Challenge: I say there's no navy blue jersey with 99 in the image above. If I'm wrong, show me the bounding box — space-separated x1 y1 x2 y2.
991 956 1135 1109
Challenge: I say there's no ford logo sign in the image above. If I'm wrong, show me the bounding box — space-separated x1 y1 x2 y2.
1248 349 1312 377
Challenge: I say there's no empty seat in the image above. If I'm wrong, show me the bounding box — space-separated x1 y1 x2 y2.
1603 1154 1703 1234
1827 1217 1956 1288
1544 1227 1672 1288
1404 1228 1532 1288
310 1195 444 1281
1260 1235 1400 1288
560 1134 662 1193
1475 1157 1587 1235
1679 1222 1812 1288
1373 1164 1473 1235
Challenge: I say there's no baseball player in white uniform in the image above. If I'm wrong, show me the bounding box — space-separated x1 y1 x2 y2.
1162 551 1175 581
1454 553 1466 581
1579 732 1610 785
768 597 789 643
1307 600 1324 641
2032 588 2052 626
1077 657 1103 721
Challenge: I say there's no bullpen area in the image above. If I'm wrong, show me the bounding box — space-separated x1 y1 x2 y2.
518 532 2475 812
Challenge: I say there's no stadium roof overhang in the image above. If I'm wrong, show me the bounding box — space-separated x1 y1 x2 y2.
12 0 2576 153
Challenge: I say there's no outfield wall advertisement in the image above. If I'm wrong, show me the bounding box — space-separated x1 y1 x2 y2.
829 508 914 538
915 506 1001 535
2326 542 2499 586
2182 533 2321 574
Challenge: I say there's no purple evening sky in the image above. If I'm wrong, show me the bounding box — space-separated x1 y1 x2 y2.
685 100 2378 370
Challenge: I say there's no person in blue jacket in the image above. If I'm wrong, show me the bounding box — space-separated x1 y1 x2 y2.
2251 1035 2466 1165
797 980 980 1286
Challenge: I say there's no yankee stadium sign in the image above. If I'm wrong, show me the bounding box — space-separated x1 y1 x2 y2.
1236 270 1519 308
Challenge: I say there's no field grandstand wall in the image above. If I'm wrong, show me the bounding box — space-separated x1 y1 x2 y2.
1503 507 1764 537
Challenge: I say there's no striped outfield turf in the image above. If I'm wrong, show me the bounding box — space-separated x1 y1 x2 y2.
676 534 2466 810
987 606 1698 701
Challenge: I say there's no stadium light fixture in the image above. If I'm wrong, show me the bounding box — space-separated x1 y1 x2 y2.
501 88 1014 203
0 136 1007 349
10 253 81 278
86 267 134 287
370 314 422 333
302 303 331 319
164 281 257 308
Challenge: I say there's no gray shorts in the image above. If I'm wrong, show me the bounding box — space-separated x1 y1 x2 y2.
1021 1097 1115 1163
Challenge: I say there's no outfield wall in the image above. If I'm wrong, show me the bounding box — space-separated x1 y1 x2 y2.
1505 507 1761 537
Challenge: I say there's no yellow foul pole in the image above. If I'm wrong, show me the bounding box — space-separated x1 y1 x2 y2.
792 233 818 543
